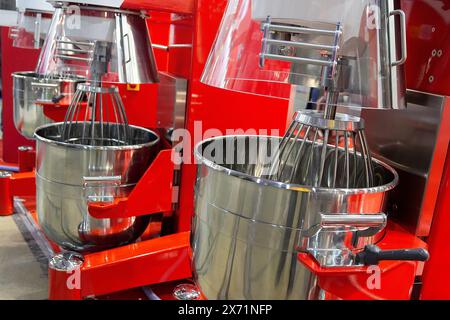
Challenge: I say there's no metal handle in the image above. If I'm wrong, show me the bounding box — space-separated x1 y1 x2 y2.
54 54 93 62
9 27 19 39
57 47 94 54
301 213 387 238
83 176 122 204
83 176 122 183
320 213 387 229
33 13 42 49
261 23 340 37
259 17 342 69
124 33 132 64
57 39 95 47
390 10 407 67
152 43 192 52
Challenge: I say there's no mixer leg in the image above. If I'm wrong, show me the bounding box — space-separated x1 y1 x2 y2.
0 147 36 215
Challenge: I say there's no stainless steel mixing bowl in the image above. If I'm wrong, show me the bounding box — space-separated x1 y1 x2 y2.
192 135 398 300
13 71 84 139
35 123 160 252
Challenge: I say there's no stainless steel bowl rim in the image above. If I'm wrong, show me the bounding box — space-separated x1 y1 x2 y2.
12 71 86 83
36 171 139 188
194 135 399 194
34 122 160 151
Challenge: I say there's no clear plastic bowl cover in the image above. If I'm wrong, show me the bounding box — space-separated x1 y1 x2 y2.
201 0 406 109
35 4 159 84
9 10 54 49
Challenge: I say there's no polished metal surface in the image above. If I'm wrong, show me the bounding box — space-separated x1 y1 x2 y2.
260 18 342 83
294 111 364 131
35 123 159 252
202 0 407 110
36 4 158 84
156 72 188 135
363 90 450 236
262 0 406 111
192 135 398 299
49 252 84 272
173 284 201 301
12 71 84 139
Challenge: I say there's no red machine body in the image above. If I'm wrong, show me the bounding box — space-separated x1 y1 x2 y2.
1 28 36 163
41 0 289 299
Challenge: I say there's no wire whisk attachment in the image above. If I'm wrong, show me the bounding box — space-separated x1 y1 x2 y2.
60 84 131 146
266 110 374 188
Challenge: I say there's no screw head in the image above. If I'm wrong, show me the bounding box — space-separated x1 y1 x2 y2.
49 252 84 272
18 146 33 152
173 284 200 300
279 46 294 56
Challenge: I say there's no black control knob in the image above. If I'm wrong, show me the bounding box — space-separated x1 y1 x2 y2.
356 245 429 266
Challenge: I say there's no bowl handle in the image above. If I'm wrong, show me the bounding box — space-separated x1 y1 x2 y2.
83 176 122 205
320 213 387 229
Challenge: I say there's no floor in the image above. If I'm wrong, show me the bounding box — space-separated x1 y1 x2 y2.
0 215 48 299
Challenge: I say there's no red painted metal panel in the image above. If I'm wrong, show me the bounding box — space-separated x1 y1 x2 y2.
415 97 450 236
81 232 191 298
49 267 82 300
1 27 38 162
147 13 171 72
123 0 195 15
0 170 35 216
88 149 175 219
402 0 450 95
421 147 450 299
0 173 13 215
117 83 159 129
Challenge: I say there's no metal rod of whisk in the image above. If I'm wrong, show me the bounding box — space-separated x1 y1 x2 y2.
323 91 339 120
357 130 374 187
277 123 304 179
289 125 312 182
61 88 83 142
114 91 130 144
332 131 340 188
317 129 330 186
322 23 343 121
91 89 98 146
344 131 350 189
265 121 297 178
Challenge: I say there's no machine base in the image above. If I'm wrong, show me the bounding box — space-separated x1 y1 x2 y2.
13 196 193 300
